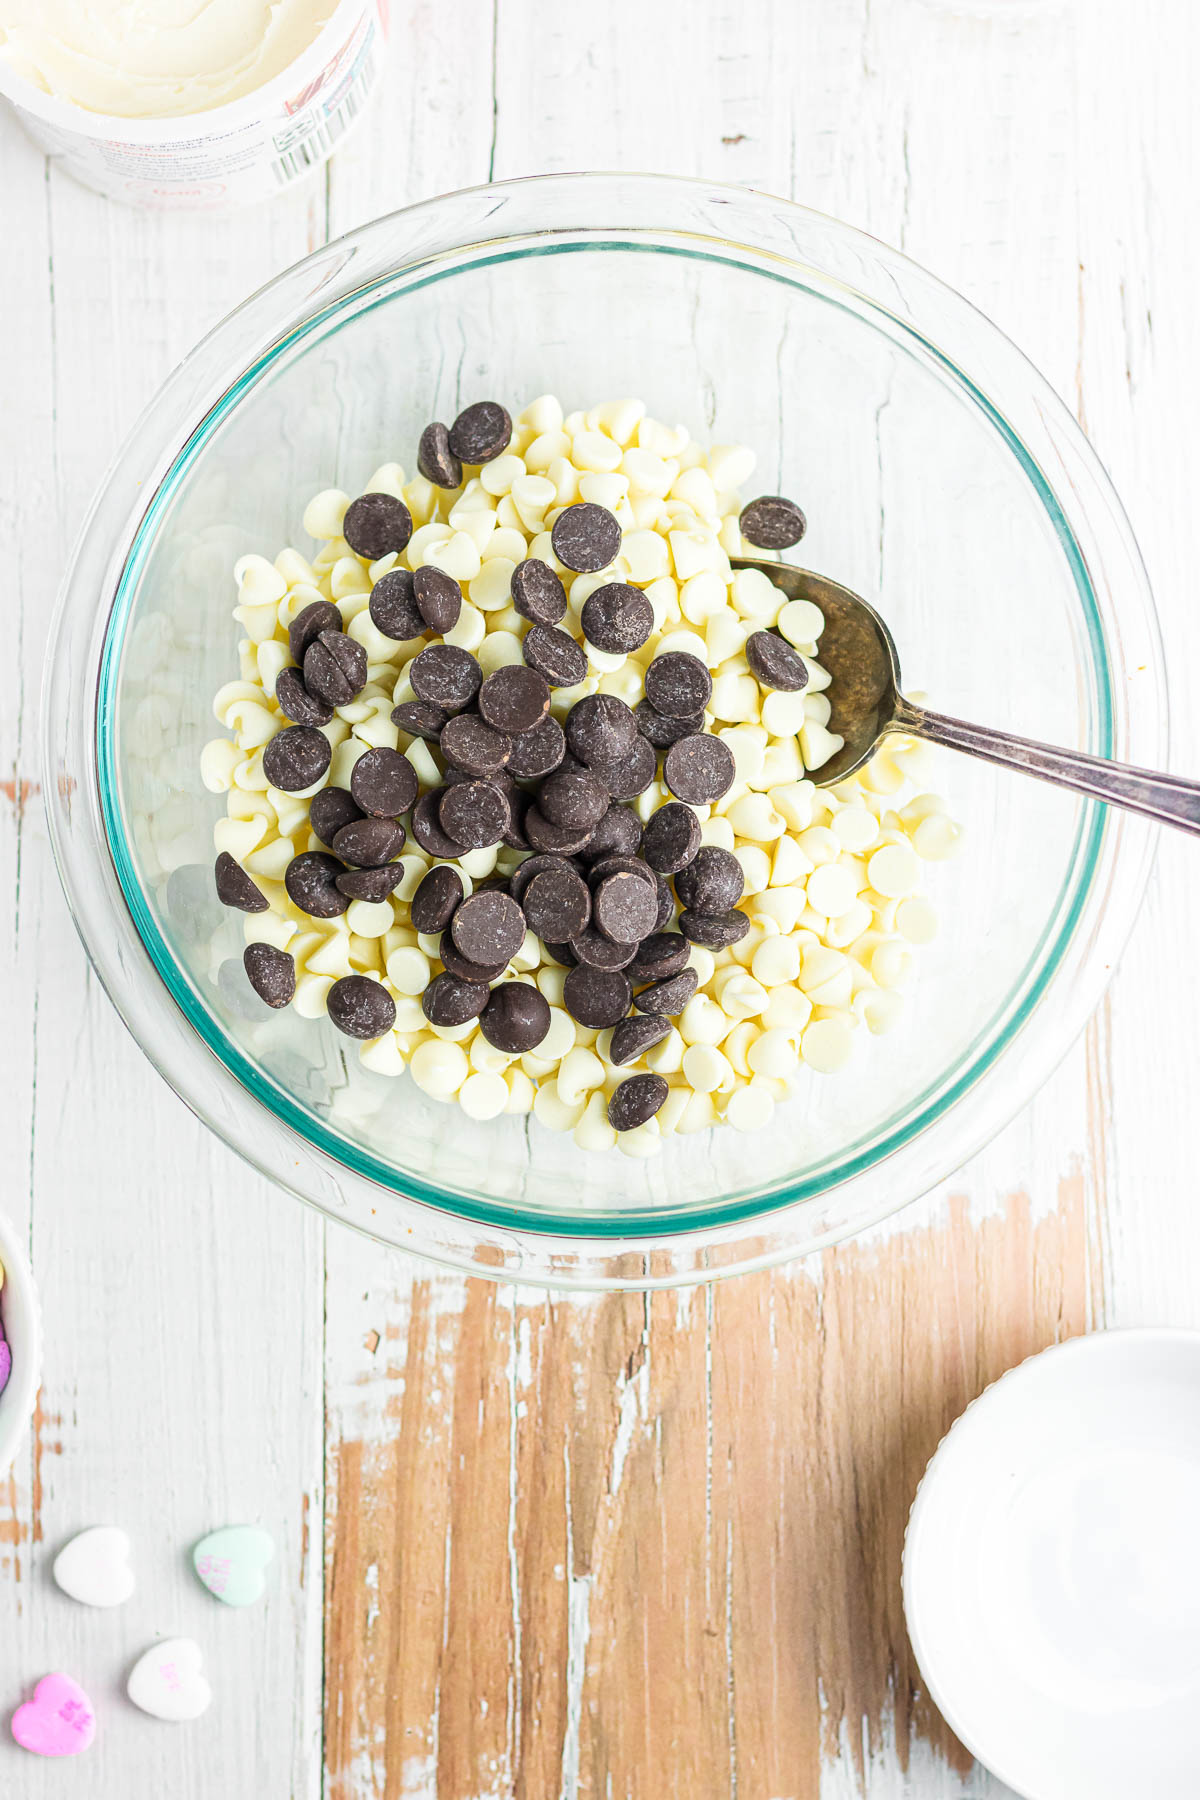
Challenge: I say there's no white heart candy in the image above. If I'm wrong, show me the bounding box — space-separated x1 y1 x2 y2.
52 1527 135 1608
127 1638 212 1722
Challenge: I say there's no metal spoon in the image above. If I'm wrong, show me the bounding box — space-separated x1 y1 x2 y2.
735 558 1194 834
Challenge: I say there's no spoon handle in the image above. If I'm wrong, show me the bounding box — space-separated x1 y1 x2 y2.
894 698 1198 836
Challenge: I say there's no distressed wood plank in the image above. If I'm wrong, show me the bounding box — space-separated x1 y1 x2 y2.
0 98 328 1800
323 1187 1094 1797
3 0 1197 1794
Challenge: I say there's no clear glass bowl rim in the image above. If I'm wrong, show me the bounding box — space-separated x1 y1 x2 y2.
41 173 1165 1288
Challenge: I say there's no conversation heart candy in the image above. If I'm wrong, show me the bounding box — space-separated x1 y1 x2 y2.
192 1525 275 1607
127 1638 212 1722
11 1673 96 1757
0 1339 10 1397
52 1526 135 1608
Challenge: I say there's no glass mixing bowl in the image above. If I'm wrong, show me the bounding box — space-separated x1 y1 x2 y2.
43 174 1163 1287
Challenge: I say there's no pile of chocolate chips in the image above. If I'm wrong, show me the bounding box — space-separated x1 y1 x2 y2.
216 400 810 1131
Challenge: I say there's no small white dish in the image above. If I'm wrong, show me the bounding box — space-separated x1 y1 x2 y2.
0 1208 42 1478
903 1330 1200 1799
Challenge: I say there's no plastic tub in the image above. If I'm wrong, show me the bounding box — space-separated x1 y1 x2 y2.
0 0 385 209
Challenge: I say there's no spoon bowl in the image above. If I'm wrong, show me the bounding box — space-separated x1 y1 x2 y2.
739 557 1200 833
732 559 902 784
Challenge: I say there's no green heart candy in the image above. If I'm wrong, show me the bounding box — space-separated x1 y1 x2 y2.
192 1525 275 1607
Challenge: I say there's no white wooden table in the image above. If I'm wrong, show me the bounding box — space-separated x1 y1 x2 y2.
3 3 1198 1794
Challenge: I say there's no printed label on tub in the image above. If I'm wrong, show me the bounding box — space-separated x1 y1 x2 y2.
9 2 384 210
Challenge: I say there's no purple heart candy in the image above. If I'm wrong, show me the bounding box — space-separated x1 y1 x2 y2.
0 1339 11 1396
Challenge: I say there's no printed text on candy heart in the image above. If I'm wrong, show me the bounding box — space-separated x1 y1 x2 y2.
196 1554 230 1593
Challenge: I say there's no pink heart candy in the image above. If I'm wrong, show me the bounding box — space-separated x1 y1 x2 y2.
0 1339 10 1396
11 1673 96 1757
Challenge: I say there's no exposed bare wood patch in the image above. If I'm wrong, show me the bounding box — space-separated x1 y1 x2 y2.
325 1184 1095 1796
0 776 38 817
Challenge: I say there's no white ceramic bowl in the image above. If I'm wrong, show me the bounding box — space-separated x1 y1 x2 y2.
0 1210 41 1478
903 1330 1200 1799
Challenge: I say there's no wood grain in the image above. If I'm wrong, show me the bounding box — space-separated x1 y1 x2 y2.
324 1183 1095 1797
5 0 1200 1794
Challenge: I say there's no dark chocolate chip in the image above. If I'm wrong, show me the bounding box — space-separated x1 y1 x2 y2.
214 851 268 913
447 400 512 465
633 969 698 1016
413 564 463 634
451 890 526 966
335 863 404 902
480 982 552 1052
440 712 512 777
644 651 713 718
579 805 643 863
628 932 691 983
587 854 656 891
508 852 574 905
511 557 567 625
608 1014 671 1066
331 817 406 868
217 957 267 1021
594 871 658 944
285 851 348 918
589 733 656 802
640 802 702 874
326 974 396 1039
565 693 637 768
410 643 483 711
538 768 608 831
551 502 621 574
562 964 634 1027
678 908 751 948
635 698 705 748
411 790 467 858
652 873 675 931
521 867 591 941
739 494 807 550
343 492 413 561
411 865 465 934
607 1073 669 1131
674 845 745 912
262 724 331 793
663 733 736 804
503 788 532 850
506 714 565 779
370 568 425 642
309 785 362 847
439 931 507 984
243 942 296 1008
421 972 490 1027
581 583 653 654
745 629 810 693
417 421 463 489
523 807 595 856
350 746 419 818
391 698 448 742
523 622 588 689
567 927 638 971
542 940 579 968
304 629 368 707
478 665 551 735
276 667 333 727
288 599 341 664
439 779 509 850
